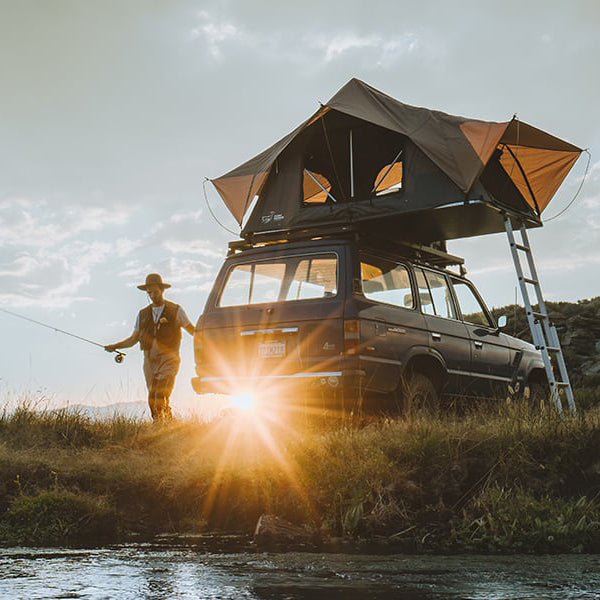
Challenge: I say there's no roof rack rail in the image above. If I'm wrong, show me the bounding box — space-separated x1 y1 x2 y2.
227 225 464 267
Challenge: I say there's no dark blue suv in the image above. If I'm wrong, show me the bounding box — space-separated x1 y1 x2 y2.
192 235 544 413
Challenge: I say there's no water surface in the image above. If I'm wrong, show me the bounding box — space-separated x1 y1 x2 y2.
1 544 599 599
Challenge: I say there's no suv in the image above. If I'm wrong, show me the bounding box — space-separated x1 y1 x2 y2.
192 235 544 412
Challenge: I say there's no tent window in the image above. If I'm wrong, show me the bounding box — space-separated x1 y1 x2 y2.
374 161 403 196
303 170 333 204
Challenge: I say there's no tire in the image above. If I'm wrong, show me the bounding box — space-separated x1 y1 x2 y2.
401 372 439 417
524 377 549 409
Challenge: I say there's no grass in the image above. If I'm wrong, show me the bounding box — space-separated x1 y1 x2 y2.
1 395 599 552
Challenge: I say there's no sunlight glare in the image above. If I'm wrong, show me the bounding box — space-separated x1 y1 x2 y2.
229 391 256 412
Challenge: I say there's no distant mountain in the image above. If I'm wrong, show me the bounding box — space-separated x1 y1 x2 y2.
64 401 150 420
62 394 229 421
490 296 600 388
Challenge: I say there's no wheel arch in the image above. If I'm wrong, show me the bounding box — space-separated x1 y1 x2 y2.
526 367 548 387
402 351 447 392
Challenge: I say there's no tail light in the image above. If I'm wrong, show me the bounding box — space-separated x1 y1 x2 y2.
344 319 360 355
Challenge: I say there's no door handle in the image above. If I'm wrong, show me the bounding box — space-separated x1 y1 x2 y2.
431 332 441 341
375 323 387 337
474 341 483 349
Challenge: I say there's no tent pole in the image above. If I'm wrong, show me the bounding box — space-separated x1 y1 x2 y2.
350 129 354 199
321 117 347 202
371 149 404 194
504 144 541 216
304 169 337 203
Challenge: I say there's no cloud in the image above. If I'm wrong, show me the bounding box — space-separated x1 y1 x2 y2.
320 34 380 62
191 11 243 60
162 239 222 258
311 32 421 65
191 11 240 59
170 209 204 224
0 198 141 308
113 238 143 258
118 256 217 294
0 197 134 249
0 240 112 308
190 10 424 69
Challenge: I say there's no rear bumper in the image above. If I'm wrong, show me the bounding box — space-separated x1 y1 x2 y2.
191 369 365 397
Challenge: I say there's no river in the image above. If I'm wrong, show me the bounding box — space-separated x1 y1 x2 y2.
1 542 599 599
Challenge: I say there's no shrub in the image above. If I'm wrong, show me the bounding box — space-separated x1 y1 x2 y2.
0 489 119 546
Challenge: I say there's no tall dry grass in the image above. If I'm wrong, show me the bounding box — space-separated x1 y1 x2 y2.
1 395 599 551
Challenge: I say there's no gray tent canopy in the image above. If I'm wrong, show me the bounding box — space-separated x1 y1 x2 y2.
211 79 582 243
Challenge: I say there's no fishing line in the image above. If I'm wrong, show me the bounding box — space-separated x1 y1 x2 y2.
0 307 126 363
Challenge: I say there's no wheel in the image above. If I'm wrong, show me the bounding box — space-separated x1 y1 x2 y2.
524 377 549 409
401 372 439 417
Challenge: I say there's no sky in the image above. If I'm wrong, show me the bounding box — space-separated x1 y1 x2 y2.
1 0 599 411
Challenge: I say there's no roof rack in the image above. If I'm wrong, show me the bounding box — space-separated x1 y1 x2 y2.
227 224 464 267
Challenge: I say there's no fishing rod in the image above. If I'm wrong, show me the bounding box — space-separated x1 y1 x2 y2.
0 307 126 363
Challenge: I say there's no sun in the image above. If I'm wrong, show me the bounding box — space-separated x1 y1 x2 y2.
229 391 256 412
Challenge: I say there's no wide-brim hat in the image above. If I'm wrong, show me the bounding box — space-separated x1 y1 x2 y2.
137 273 171 291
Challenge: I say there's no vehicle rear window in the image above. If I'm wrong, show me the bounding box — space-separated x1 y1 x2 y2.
218 253 338 307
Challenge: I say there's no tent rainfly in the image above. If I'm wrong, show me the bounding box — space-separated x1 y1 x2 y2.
211 79 582 243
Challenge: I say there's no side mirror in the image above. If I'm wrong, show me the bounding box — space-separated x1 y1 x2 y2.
497 315 507 329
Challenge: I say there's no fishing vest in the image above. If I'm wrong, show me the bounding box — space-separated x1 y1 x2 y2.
138 301 182 355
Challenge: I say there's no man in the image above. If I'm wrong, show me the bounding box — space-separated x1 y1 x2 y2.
105 273 195 421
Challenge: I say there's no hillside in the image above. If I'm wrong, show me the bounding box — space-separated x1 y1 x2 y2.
490 297 600 390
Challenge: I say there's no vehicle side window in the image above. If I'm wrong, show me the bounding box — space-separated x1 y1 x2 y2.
415 269 435 315
451 279 492 327
360 258 414 309
285 257 337 300
417 269 456 319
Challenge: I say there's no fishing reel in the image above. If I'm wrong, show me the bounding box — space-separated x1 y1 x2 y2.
113 351 126 364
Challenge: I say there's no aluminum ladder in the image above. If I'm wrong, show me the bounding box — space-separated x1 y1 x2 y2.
504 217 576 414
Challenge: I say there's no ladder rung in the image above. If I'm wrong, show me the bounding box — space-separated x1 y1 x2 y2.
505 218 576 413
514 243 530 252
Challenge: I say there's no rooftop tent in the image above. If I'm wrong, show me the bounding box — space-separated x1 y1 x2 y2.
211 79 582 243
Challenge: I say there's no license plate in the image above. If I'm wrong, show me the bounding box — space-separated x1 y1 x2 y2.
258 340 286 358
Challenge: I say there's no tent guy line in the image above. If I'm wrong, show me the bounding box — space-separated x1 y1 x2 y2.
544 149 592 222
202 177 238 236
0 308 126 364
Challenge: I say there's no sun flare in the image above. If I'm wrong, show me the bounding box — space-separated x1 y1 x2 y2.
229 391 256 412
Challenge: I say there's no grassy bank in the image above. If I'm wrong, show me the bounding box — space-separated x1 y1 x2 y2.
1 398 600 552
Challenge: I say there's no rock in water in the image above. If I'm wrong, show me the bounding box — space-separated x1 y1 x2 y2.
253 514 319 550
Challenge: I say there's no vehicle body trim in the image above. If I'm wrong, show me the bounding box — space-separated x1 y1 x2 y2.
199 371 344 382
241 327 299 336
